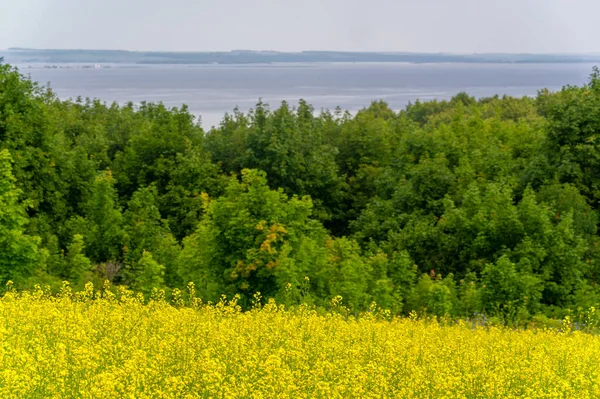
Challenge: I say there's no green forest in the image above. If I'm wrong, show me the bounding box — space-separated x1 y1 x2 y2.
2 60 600 322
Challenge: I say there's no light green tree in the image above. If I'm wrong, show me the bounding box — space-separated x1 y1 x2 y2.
130 250 165 296
64 234 92 282
0 149 43 283
179 169 329 304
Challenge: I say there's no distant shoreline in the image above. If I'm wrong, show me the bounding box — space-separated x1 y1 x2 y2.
2 49 600 65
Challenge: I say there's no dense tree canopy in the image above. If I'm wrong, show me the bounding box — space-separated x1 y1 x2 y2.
2 60 600 320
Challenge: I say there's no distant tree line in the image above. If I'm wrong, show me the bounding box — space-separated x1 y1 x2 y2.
2 60 600 322
4 49 600 64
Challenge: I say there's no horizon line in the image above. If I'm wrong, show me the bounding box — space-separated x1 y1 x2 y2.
4 48 600 56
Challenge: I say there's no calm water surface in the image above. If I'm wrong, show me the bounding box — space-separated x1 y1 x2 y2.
19 62 596 128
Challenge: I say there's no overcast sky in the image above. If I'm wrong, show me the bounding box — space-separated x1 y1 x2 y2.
0 0 598 53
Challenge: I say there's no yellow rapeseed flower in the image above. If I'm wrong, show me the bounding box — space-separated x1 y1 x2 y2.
0 284 598 398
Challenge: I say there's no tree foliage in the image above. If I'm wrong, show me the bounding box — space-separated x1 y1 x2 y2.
2 63 600 318
0 149 42 283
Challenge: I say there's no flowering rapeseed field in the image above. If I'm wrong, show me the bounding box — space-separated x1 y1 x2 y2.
0 283 599 399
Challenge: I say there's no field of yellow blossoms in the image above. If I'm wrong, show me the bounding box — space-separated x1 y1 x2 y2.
1 282 599 398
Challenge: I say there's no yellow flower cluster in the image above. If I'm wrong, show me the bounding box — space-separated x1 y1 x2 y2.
0 283 599 398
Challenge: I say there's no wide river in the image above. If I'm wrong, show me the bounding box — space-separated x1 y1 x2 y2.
18 62 596 129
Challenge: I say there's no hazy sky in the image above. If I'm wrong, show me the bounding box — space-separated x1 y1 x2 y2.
0 0 599 53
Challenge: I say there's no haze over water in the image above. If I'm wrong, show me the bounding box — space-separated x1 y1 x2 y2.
19 62 595 129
